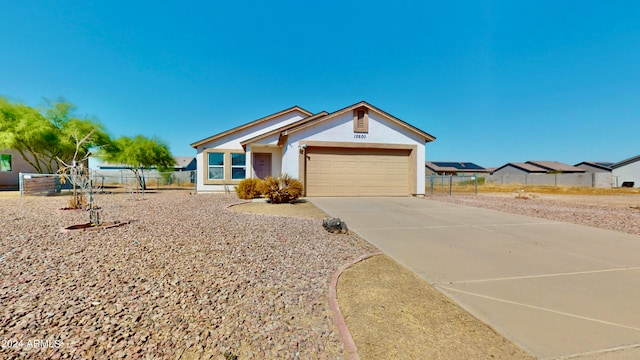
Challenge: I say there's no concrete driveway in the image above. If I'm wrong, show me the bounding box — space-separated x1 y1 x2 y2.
310 197 640 360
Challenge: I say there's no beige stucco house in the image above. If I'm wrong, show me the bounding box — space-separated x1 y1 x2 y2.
191 101 436 196
0 149 43 190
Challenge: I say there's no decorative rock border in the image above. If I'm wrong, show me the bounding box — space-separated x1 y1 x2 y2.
328 252 384 360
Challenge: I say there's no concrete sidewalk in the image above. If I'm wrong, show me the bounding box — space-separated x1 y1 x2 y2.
311 197 640 360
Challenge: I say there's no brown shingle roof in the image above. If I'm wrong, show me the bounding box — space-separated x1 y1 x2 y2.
525 161 585 173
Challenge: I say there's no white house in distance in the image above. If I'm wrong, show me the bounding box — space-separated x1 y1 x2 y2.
190 101 436 196
611 154 640 187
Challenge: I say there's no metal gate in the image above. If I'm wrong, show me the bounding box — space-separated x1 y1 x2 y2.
428 174 479 195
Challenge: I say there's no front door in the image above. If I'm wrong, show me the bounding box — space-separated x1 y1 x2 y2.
253 153 272 179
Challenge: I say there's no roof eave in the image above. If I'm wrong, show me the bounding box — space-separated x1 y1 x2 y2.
239 111 330 150
285 101 436 142
190 106 313 148
612 155 640 169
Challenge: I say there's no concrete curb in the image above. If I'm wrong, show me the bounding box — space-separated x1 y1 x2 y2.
329 252 384 360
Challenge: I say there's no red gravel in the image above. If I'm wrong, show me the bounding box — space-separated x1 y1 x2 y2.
426 193 640 236
0 192 377 359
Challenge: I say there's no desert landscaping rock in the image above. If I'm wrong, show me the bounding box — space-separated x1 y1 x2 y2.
0 192 377 359
428 193 640 236
322 218 348 234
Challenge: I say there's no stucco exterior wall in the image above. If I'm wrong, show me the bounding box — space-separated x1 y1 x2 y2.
0 149 49 190
613 160 640 187
575 164 611 173
282 111 427 194
486 172 614 188
195 111 307 192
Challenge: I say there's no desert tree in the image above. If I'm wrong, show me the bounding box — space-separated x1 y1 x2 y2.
98 135 174 191
0 97 58 173
56 122 110 210
0 97 110 173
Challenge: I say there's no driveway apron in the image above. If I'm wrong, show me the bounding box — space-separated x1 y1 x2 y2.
310 197 640 360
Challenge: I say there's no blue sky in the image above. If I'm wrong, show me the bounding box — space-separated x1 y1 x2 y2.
2 1 639 167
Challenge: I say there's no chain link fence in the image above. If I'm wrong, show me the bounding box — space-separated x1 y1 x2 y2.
19 170 196 197
427 174 480 195
92 170 195 189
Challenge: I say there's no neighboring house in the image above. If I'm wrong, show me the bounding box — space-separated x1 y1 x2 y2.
492 161 585 175
97 156 196 172
491 162 548 175
425 161 489 175
190 101 436 196
611 155 640 187
525 161 586 173
95 156 197 185
173 156 197 171
0 149 50 190
574 161 613 173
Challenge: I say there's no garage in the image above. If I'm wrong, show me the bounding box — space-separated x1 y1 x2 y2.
193 101 434 195
305 147 411 196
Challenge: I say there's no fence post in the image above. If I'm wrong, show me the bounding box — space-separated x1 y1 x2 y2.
449 175 453 196
192 171 197 193
429 174 433 195
19 172 23 197
475 174 478 195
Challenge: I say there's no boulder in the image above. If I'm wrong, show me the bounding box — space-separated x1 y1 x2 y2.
322 217 348 234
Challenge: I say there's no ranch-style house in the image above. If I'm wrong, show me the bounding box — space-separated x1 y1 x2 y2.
190 101 436 196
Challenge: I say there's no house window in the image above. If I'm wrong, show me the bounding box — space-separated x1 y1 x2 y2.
0 154 11 172
353 107 369 133
231 153 246 180
207 152 224 180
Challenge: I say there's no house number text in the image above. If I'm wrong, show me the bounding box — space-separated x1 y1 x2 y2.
353 134 367 139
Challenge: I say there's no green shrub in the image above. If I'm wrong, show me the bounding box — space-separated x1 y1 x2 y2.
235 178 263 199
257 173 303 204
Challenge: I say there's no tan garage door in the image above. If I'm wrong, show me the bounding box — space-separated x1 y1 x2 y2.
305 147 410 196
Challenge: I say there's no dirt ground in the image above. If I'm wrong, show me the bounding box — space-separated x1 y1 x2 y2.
234 199 533 359
338 255 533 359
0 191 20 198
228 199 329 219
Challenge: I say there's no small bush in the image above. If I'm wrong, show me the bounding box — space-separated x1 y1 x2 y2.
257 174 303 204
235 178 263 199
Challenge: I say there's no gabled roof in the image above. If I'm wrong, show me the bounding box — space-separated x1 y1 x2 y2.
525 161 585 173
190 106 313 148
240 111 330 150
494 162 548 173
574 161 614 171
425 161 487 172
174 156 196 168
611 154 640 169
283 101 436 142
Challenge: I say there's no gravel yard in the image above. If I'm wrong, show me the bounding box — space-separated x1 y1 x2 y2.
427 193 640 236
0 191 377 359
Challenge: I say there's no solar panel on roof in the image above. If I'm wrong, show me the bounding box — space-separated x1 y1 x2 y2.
432 162 485 170
595 162 614 167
